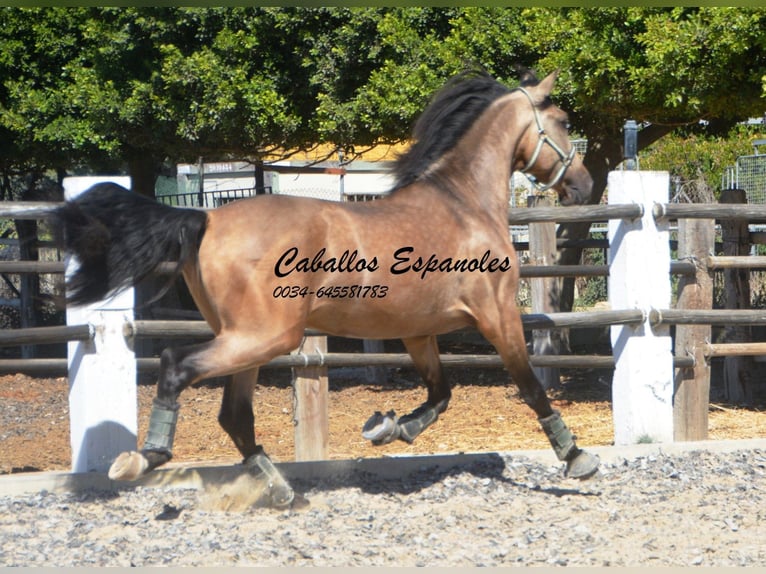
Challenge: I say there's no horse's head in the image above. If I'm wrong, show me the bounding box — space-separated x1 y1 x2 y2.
514 71 592 206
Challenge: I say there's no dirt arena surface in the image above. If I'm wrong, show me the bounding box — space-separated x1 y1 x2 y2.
3 339 766 567
2 341 765 474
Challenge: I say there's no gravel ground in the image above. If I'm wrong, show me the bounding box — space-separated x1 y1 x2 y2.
1 448 765 567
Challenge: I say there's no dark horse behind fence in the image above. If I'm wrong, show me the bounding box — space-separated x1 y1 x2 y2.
54 69 598 508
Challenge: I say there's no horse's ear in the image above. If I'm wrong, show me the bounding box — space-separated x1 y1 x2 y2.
537 70 559 98
518 67 538 87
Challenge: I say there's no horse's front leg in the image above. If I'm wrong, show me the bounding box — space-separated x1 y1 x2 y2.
479 308 599 480
362 335 451 445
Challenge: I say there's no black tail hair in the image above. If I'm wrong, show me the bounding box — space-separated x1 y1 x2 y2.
53 182 208 306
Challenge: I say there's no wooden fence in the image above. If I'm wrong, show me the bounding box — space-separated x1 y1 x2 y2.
1 171 766 471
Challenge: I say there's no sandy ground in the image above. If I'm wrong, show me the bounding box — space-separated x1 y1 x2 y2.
2 356 765 474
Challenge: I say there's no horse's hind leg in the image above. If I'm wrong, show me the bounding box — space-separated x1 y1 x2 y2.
108 330 299 483
108 341 211 481
363 335 451 445
479 309 599 479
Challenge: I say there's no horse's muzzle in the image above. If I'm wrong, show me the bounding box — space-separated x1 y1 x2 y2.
560 169 593 205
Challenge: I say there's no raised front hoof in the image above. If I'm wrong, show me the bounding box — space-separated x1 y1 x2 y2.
108 451 150 481
361 410 400 445
565 449 600 480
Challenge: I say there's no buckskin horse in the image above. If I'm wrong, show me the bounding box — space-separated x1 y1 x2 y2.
55 69 599 508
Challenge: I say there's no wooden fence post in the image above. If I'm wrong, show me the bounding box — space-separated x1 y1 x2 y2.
363 339 387 384
720 189 755 405
291 335 329 461
15 218 39 359
608 171 674 445
673 217 714 440
64 176 137 473
527 195 561 390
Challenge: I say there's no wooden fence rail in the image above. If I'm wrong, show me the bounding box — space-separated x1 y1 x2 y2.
0 259 702 278
0 324 91 347
1 172 765 470
0 351 697 378
654 202 766 222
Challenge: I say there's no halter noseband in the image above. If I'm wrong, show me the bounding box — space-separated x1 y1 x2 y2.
515 86 576 193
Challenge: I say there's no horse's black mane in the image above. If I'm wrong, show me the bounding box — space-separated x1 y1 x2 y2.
390 70 512 192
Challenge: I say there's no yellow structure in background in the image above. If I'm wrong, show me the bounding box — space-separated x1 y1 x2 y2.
268 142 409 165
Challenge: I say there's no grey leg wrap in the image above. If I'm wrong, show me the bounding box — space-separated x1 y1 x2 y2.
398 403 440 444
143 401 179 453
244 451 295 509
539 410 578 462
539 410 600 479
362 402 443 446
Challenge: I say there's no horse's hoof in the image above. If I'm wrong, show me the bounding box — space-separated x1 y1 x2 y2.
268 482 296 509
108 451 149 481
244 451 295 509
362 410 400 445
565 449 600 480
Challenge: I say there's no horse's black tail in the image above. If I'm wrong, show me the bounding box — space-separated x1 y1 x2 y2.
53 182 208 306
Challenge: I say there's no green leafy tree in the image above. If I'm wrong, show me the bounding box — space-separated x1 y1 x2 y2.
55 7 312 195
3 6 766 336
4 7 766 294
505 7 766 312
3 7 766 204
642 123 766 198
0 7 108 193
1 8 341 195
297 7 766 311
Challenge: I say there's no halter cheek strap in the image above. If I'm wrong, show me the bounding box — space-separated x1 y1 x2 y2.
515 87 577 193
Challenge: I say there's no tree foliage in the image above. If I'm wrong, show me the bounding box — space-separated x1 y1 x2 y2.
1 6 766 321
642 123 766 199
1 6 765 195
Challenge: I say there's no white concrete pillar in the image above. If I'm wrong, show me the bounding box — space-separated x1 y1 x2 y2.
608 171 673 445
64 176 137 473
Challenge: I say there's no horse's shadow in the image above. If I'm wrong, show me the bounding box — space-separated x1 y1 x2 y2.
58 452 599 516
285 452 601 501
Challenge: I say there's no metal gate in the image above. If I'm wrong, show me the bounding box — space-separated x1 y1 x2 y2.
722 139 766 203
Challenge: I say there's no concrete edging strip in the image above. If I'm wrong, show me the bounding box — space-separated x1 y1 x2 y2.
1 438 765 497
